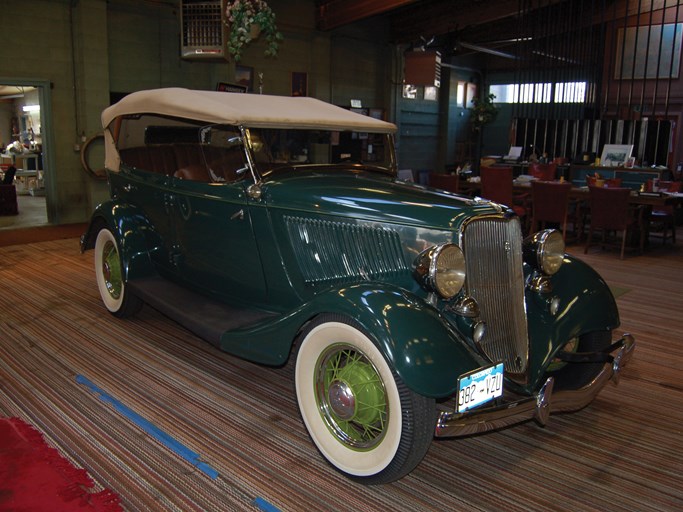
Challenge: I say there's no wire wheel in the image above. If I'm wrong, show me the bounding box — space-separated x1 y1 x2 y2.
94 228 142 318
315 343 388 450
295 314 435 483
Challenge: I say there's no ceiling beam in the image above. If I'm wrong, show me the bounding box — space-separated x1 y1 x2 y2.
389 0 528 42
388 0 570 43
316 0 419 30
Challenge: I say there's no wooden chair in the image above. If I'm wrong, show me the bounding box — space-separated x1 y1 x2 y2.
530 180 573 240
480 166 528 220
584 186 644 259
2 165 17 185
647 180 681 244
578 176 623 241
529 162 557 181
0 165 18 216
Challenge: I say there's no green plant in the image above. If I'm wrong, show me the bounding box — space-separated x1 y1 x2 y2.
470 93 498 130
225 0 283 61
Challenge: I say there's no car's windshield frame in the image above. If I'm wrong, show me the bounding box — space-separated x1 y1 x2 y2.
243 126 397 179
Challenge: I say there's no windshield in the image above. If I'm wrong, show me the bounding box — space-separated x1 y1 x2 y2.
113 114 395 182
245 128 395 177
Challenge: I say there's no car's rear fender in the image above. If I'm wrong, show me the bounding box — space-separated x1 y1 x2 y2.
80 200 158 281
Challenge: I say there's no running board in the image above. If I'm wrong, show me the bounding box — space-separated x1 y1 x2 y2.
128 277 277 347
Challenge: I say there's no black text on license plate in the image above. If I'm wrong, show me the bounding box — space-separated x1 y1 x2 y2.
456 362 504 413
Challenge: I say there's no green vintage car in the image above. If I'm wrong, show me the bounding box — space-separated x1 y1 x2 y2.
81 88 635 483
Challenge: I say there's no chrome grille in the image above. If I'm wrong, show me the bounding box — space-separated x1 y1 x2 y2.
285 216 408 285
462 216 529 375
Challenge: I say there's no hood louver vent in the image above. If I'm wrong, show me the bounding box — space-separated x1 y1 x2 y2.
285 216 408 285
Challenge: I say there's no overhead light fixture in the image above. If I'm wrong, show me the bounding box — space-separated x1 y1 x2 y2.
22 104 40 112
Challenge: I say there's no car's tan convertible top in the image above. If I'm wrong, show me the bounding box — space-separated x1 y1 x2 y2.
102 88 397 133
102 88 397 173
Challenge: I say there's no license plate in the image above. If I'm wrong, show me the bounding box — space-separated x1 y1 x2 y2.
456 362 504 413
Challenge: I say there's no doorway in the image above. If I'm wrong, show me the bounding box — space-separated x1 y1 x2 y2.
0 79 55 230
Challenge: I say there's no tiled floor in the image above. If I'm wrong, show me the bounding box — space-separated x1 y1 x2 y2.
0 194 48 230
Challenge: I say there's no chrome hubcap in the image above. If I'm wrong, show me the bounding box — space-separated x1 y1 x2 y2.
101 240 122 300
328 380 356 420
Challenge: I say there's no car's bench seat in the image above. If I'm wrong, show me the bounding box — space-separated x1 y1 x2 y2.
119 146 179 175
119 144 244 183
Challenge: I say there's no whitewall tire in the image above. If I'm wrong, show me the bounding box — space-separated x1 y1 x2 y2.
295 314 435 484
94 228 142 318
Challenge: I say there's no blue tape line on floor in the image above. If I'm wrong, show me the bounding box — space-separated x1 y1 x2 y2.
253 497 282 512
76 374 219 480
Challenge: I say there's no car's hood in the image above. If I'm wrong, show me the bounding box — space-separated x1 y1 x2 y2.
261 169 498 232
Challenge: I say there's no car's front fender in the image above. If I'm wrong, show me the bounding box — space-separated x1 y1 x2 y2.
220 283 486 399
525 253 620 386
328 284 488 398
81 200 158 281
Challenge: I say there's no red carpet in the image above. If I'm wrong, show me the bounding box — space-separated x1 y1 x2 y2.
0 417 122 512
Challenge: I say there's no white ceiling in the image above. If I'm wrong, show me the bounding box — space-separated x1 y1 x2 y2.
0 85 37 99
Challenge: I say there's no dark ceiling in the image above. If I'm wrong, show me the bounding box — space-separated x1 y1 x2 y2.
316 0 614 70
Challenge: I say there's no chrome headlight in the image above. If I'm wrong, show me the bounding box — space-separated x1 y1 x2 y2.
413 243 466 299
523 229 565 275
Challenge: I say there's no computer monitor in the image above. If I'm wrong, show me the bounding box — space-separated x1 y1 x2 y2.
503 146 522 161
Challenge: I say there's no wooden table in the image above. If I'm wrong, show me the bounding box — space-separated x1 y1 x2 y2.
511 181 683 208
459 179 682 247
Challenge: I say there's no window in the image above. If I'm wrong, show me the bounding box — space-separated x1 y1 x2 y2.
489 81 587 104
554 82 587 103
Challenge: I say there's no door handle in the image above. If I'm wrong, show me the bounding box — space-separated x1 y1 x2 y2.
230 209 244 221
163 193 176 213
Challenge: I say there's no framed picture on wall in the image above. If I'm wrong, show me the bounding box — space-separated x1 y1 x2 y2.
600 144 633 167
456 82 466 107
402 84 417 99
216 82 247 93
291 72 308 96
368 108 384 120
235 65 254 92
466 83 477 108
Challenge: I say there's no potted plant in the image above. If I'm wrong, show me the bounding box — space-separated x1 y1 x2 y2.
470 93 498 130
225 0 283 61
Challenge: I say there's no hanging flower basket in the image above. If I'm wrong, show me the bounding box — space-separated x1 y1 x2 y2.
250 23 261 39
225 0 283 61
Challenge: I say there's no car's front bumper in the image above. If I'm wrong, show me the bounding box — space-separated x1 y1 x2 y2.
434 333 635 437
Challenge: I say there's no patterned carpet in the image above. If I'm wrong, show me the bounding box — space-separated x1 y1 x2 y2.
0 238 682 511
